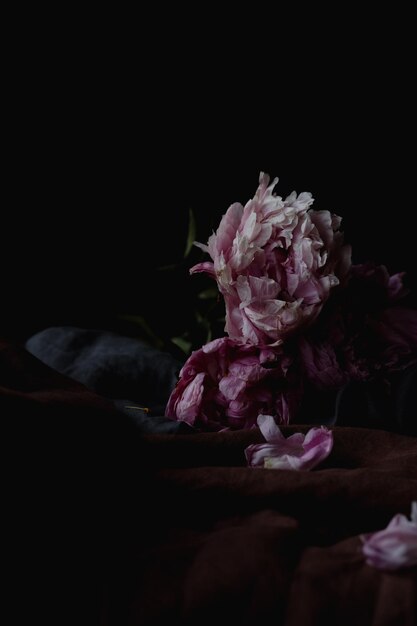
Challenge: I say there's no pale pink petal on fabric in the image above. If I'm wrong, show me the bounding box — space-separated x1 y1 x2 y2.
257 414 283 441
245 442 285 468
361 503 417 570
245 415 333 470
296 426 334 470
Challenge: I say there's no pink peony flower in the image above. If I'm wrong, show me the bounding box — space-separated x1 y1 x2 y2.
361 502 417 570
191 172 351 347
245 415 333 469
165 338 301 431
166 175 417 429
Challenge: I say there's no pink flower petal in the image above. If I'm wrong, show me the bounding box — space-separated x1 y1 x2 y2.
189 261 216 278
174 372 206 424
245 416 333 470
257 414 283 441
361 502 417 570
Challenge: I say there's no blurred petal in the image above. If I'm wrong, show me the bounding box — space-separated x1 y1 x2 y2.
361 502 417 570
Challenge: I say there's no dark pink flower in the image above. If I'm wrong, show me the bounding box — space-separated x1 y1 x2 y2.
245 415 333 469
191 172 351 347
297 337 348 390
361 502 417 570
303 263 417 382
165 338 301 431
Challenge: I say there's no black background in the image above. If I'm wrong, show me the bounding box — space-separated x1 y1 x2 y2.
3 20 416 341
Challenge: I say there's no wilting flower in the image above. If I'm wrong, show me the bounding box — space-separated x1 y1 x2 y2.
245 415 333 469
361 502 417 570
165 338 301 431
300 263 417 384
191 172 351 347
297 337 348 390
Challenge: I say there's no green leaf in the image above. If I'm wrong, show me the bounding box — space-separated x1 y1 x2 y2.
198 287 219 300
171 336 193 355
118 314 164 350
184 207 196 258
195 310 209 326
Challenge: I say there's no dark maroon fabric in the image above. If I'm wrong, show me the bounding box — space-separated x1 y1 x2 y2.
1 339 144 625
1 340 416 625
131 430 417 626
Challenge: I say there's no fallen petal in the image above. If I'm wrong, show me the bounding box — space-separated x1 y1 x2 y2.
245 415 333 470
361 502 417 570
